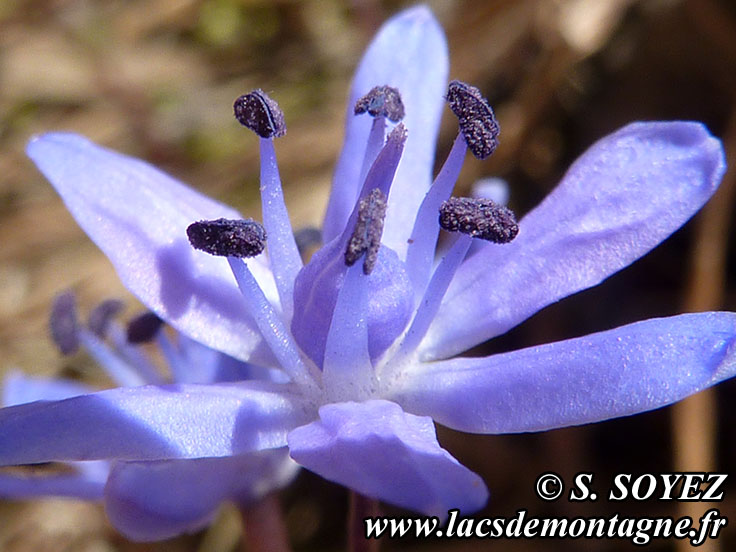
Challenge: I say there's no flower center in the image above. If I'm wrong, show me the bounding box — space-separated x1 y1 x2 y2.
291 229 414 371
291 111 415 371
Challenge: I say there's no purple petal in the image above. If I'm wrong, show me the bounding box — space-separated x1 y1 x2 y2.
26 133 277 365
394 312 736 433
322 6 448 256
0 471 105 500
422 122 727 359
104 460 222 540
171 333 287 384
3 371 93 406
288 400 487 517
0 382 311 464
104 450 298 541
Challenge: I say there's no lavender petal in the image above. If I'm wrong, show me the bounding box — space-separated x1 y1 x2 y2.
288 400 488 517
395 312 736 433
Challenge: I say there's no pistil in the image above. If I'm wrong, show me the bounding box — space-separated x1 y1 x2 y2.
235 90 302 320
228 257 313 386
340 123 407 243
187 217 313 385
394 197 518 364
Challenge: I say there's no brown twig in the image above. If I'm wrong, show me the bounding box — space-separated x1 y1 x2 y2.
240 494 292 552
349 491 380 552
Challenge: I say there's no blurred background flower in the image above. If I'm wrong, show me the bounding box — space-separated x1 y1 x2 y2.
1 0 735 550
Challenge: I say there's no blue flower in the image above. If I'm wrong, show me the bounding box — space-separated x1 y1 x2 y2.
1 293 297 540
1 4 731 525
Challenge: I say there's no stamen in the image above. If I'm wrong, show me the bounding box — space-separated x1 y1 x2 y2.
258 137 302 320
227 257 313 386
187 218 267 258
321 117 406 244
231 88 301 318
358 117 386 191
77 329 148 387
345 188 387 275
354 85 405 122
354 123 407 205
405 133 467 298
233 89 286 139
87 299 124 338
339 123 406 266
394 234 472 363
446 80 500 159
439 197 519 243
49 291 79 355
155 331 187 382
126 312 164 344
106 321 164 384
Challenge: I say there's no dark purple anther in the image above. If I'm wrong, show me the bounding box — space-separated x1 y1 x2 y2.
354 85 405 122
187 218 267 258
234 89 286 139
127 312 164 344
345 188 387 275
50 291 79 355
439 197 518 243
446 80 500 159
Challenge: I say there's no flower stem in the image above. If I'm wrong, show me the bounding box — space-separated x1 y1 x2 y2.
349 491 380 552
240 494 292 552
